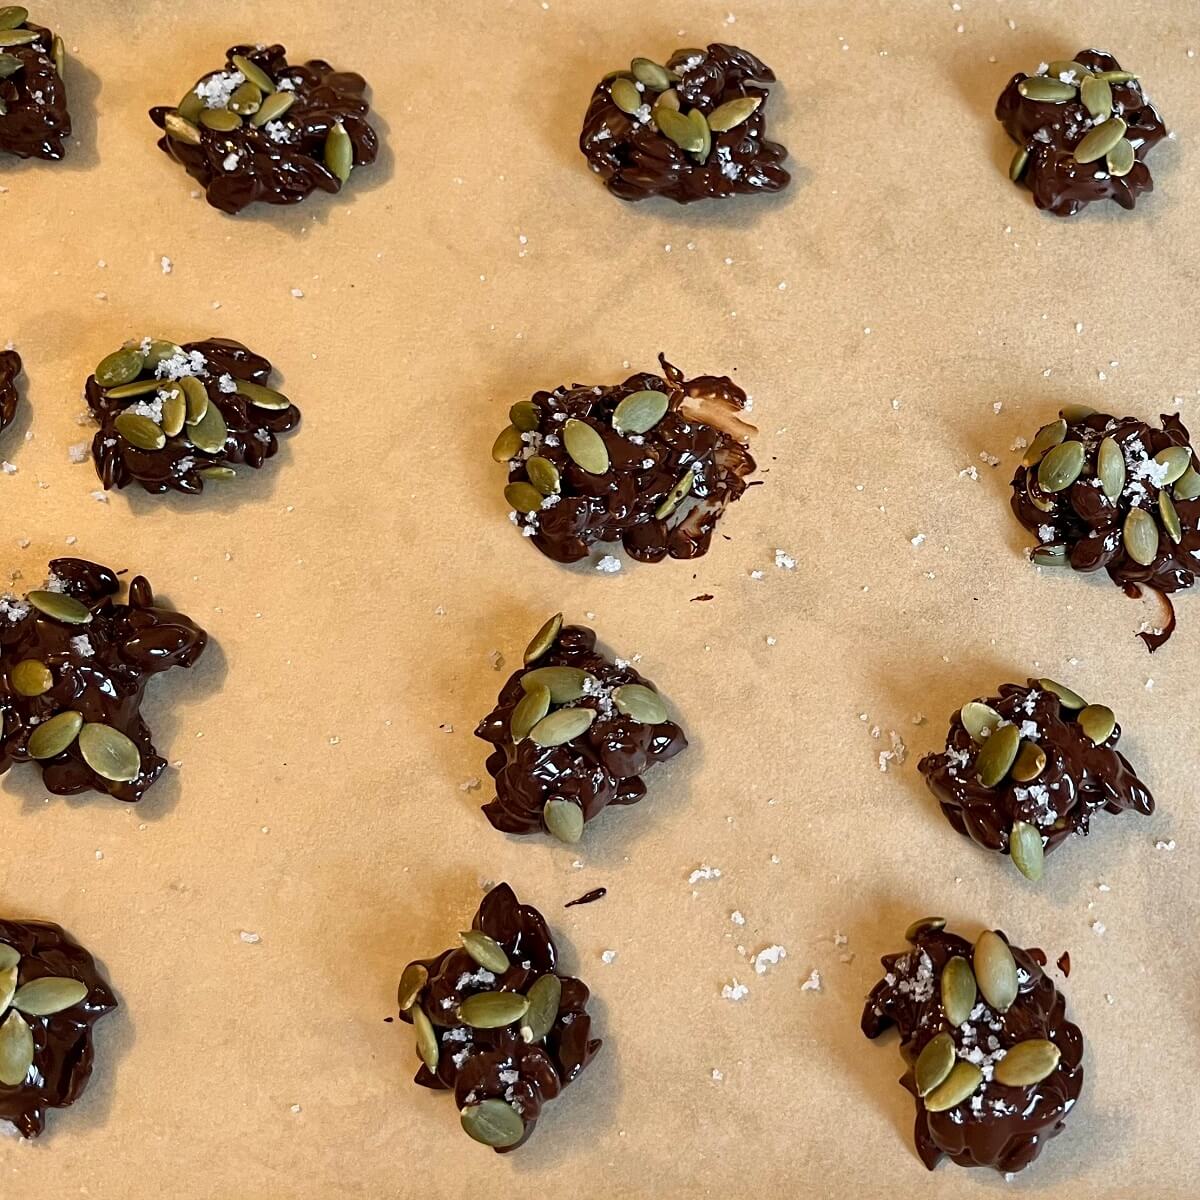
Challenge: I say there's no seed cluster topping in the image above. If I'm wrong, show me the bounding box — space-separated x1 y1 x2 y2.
0 7 68 161
1012 407 1200 651
0 346 19 435
862 921 1083 1175
475 618 687 842
0 918 117 1138
996 49 1167 217
0 558 207 802
580 42 790 204
397 883 601 1153
919 679 1153 880
86 336 299 496
148 43 377 214
493 355 756 565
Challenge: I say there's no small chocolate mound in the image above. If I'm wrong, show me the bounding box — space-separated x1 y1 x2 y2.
997 51 1167 217
0 347 19 434
397 883 601 1153
475 617 686 840
0 14 69 161
0 558 208 801
493 355 755 565
0 918 117 1137
149 43 377 214
919 679 1153 880
1012 407 1199 650
87 336 299 496
862 920 1083 1175
580 43 789 204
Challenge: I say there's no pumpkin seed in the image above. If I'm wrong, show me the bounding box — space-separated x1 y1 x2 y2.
974 931 1018 1013
78 723 140 783
1009 820 1045 882
563 418 610 475
12 975 87 1016
1106 136 1135 176
411 1003 438 1072
1026 473 1055 513
1080 75 1113 119
199 467 236 481
199 108 242 133
1011 742 1047 783
160 385 186 437
457 990 529 1029
504 482 544 514
610 76 643 115
688 108 712 162
1078 704 1116 746
924 1060 983 1113
1123 507 1159 566
52 33 64 75
0 943 17 971
1174 465 1200 500
1074 116 1127 163
1039 677 1086 709
1154 446 1191 486
526 455 561 496
655 468 695 519
186 400 228 454
612 389 669 435
0 964 14 1010
976 723 1019 787
1037 440 1085 493
104 379 160 401
940 956 976 1026
543 797 584 844
0 52 19 78
460 931 510 974
1021 419 1067 469
510 683 551 741
0 7 28 30
397 962 428 1012
1094 70 1138 84
27 590 91 625
114 411 167 452
1031 546 1068 567
1009 146 1029 182
180 375 209 425
1047 60 1090 81
228 81 262 115
251 90 296 127
237 381 290 411
231 54 275 95
904 916 945 943
325 121 353 183
915 1031 956 1097
509 401 540 433
1097 436 1126 500
0 28 36 46
460 1099 524 1148
706 95 763 133
631 57 671 91
95 347 145 388
520 973 562 1043
177 88 205 122
993 1038 1061 1087
1159 491 1182 544
612 683 668 724
0 1010 32 1088
529 707 595 748
492 425 522 463
138 338 180 370
11 659 51 697
653 105 705 152
1018 76 1077 102
960 700 1002 743
28 710 83 759
523 613 562 665
654 88 680 112
165 110 203 144
522 665 591 703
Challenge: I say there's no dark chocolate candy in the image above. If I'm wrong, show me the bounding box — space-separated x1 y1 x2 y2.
149 43 377 215
0 347 19 434
862 922 1083 1175
87 337 299 496
0 918 117 1138
0 16 69 161
475 619 686 840
397 883 601 1153
0 558 207 801
919 679 1152 880
495 355 756 565
1012 408 1199 650
580 43 789 203
997 50 1167 217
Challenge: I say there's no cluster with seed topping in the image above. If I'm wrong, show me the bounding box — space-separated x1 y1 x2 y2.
0 7 68 161
0 347 19 436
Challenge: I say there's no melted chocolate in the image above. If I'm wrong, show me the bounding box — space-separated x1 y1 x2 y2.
398 883 601 1153
919 680 1152 871
87 337 299 495
0 558 207 801
0 918 117 1137
497 355 756 565
475 623 686 838
0 18 68 161
862 924 1083 1174
0 348 19 434
1012 409 1198 650
149 43 377 215
997 50 1167 217
580 43 789 203
565 888 607 908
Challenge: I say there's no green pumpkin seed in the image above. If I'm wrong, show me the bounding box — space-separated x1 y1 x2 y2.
521 666 591 703
236 381 290 411
1018 76 1076 102
137 338 179 367
27 590 91 625
251 90 296 127
95 347 145 388
0 28 36 46
199 467 236 481
199 108 242 132
28 710 83 759
492 425 522 463
610 76 643 115
1074 116 1127 164
177 88 205 122
180 375 209 425
655 468 695 519
520 973 562 1044
103 379 160 401
510 683 551 741
1047 60 1091 81
924 1060 983 1113
1097 436 1125 500
688 108 712 162
1011 742 1047 783
960 701 1002 743
974 931 1018 1013
0 943 19 972
1009 146 1030 182
915 1031 957 1097
654 105 705 152
160 385 186 437
1154 446 1192 486
11 658 51 697
1160 491 1182 544
12 975 87 1016
1123 507 1159 566
397 962 428 1012
460 931 510 974
529 707 595 748
1094 70 1138 84
1039 677 1086 709
0 1010 33 1088
228 81 262 115
165 111 203 144
78 722 140 783
526 455 561 496
940 956 977 1026
1105 137 1137 179
1009 820 1045 882
612 683 668 724
411 1003 438 1072
1031 546 1068 567
231 53 275 95
543 798 584 844
0 964 14 1011
325 121 353 183
1078 704 1116 746
976 723 1019 787
563 418 610 475
994 1038 1061 1087
504 482 544 514
0 51 20 78
1174 465 1200 501
904 916 945 943
1038 440 1085 493
523 613 562 665
1059 404 1096 423
654 87 680 112
457 990 529 1029
612 389 669 435
1021 419 1067 469
706 95 762 133
1026 473 1055 514
630 57 671 91
509 401 540 433
0 7 28 30
114 411 167 452
186 400 228 454
1080 75 1113 119
460 1099 524 1148
52 33 63 75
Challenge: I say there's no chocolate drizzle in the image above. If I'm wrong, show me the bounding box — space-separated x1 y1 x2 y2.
0 18 69 161
0 348 19 434
862 925 1083 1174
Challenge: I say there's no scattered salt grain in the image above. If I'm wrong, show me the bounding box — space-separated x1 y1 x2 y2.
800 969 822 993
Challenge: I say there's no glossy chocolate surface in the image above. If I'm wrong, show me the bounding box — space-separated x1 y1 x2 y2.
0 558 207 801
0 18 69 161
0 348 19 434
0 918 117 1137
398 883 601 1153
862 925 1083 1174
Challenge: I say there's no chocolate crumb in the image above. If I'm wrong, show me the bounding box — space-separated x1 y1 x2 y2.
1056 951 1071 977
565 887 607 908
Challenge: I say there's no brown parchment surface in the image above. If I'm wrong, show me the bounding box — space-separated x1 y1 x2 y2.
1 1 1198 1196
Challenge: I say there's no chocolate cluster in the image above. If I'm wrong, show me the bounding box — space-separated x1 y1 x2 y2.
997 51 1167 217
0 347 19 435
87 336 299 495
580 43 789 203
1012 407 1200 650
0 558 208 802
397 883 601 1153
149 43 377 214
919 679 1153 881
0 11 68 161
862 920 1083 1175
493 355 756 565
475 617 687 842
0 918 117 1137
